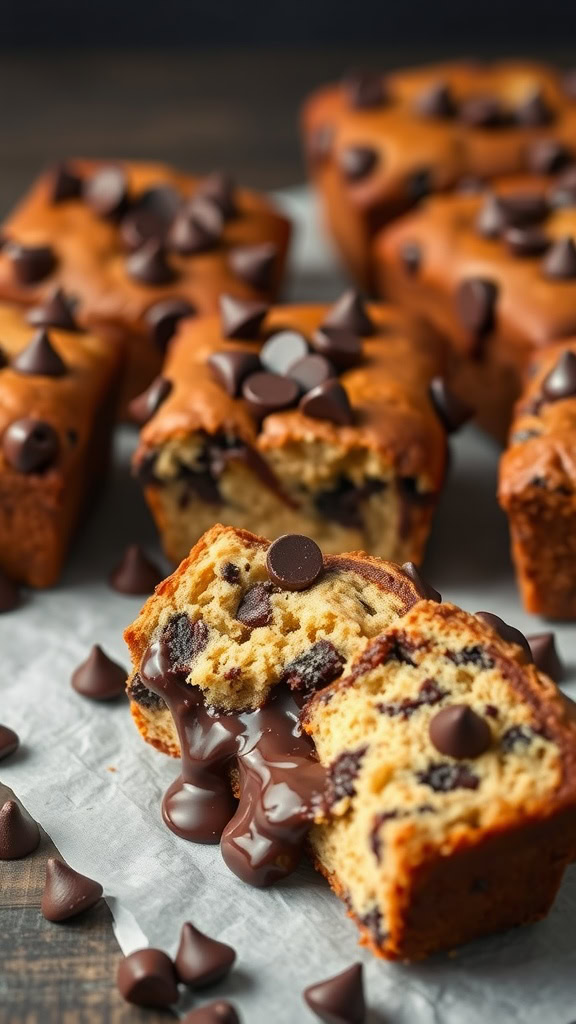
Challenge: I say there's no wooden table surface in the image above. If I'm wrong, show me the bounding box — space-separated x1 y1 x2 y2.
0 44 571 1023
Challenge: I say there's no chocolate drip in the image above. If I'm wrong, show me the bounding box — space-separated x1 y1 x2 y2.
140 642 326 886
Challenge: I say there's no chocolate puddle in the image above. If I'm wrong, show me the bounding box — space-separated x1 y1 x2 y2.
141 640 326 886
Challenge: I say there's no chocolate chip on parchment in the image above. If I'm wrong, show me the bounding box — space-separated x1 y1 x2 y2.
109 545 163 595
0 800 40 860
175 921 236 988
71 645 127 701
42 857 103 921
303 963 366 1024
116 948 178 1008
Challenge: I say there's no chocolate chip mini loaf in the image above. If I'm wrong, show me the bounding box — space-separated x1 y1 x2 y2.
132 292 455 567
0 160 290 407
303 60 576 289
0 302 121 586
499 340 576 618
303 600 576 961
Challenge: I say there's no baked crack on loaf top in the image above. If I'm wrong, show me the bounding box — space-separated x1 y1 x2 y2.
303 601 576 960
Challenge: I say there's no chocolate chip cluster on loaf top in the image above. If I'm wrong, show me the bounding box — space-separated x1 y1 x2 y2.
302 59 576 287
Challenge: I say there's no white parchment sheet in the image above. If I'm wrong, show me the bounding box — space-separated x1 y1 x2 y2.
1 188 576 1023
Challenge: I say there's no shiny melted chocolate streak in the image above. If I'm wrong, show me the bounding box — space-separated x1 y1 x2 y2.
141 640 326 887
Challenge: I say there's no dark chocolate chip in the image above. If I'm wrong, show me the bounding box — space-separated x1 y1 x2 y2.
528 139 572 175
407 167 433 203
322 289 375 336
181 1002 240 1024
12 329 67 377
266 533 323 592
401 561 441 602
289 354 335 392
116 949 178 1008
476 195 507 238
84 165 129 218
162 614 209 674
127 674 166 711
315 476 385 530
0 570 21 613
475 611 532 661
500 725 534 752
128 376 173 426
221 561 240 584
120 185 181 250
515 87 553 126
541 350 576 400
228 242 277 290
416 761 479 792
399 240 421 274
6 242 56 285
429 377 473 432
235 581 275 628
303 963 365 1024
326 747 367 804
542 236 576 280
0 725 19 761
50 163 83 203
429 704 492 759
27 287 79 331
299 379 354 426
145 298 194 352
71 645 127 701
126 240 177 285
312 328 362 370
0 800 40 860
208 350 261 398
281 639 345 694
168 197 223 254
175 921 236 988
2 418 59 473
220 294 268 339
455 277 498 344
378 678 448 719
260 329 309 376
42 857 103 921
527 632 564 682
339 145 378 182
504 226 550 257
415 80 456 118
370 810 401 860
195 172 237 220
447 646 494 669
459 95 504 127
343 71 387 109
242 371 299 418
109 545 163 595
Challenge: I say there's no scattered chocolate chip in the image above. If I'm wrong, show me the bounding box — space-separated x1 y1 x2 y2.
0 570 20 613
6 242 56 285
401 561 441 602
162 614 209 674
42 857 103 921
417 761 479 792
407 167 432 203
181 1002 240 1024
220 294 268 339
0 800 40 860
266 533 324 593
527 632 564 681
228 243 277 290
236 582 275 628
195 172 237 220
12 329 67 377
459 95 504 127
500 725 534 752
528 139 572 175
168 198 223 254
504 225 550 257
127 674 166 711
260 329 309 376
429 377 473 432
145 297 194 352
50 162 83 203
322 290 374 336
475 611 532 660
120 185 181 250
542 236 576 279
315 476 384 530
327 747 367 804
71 644 127 701
378 678 448 719
429 704 491 759
27 287 79 331
299 379 354 426
312 328 362 370
344 71 387 109
455 277 498 346
339 145 378 182
541 350 576 400
415 81 456 118
242 371 299 418
116 948 178 1008
281 640 345 694
0 725 19 761
289 353 335 391
221 561 240 584
109 545 163 595
175 921 236 988
515 87 553 126
399 240 421 274
2 418 59 473
128 376 173 426
304 963 365 1024
209 350 261 398
84 165 129 218
447 646 494 669
126 240 177 286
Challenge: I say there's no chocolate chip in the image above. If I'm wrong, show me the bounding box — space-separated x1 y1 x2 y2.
500 725 534 752
162 614 209 674
527 632 564 682
50 162 83 203
399 240 421 274
84 165 129 218
235 582 275 628
407 167 433 203
542 236 576 280
128 376 173 426
109 544 163 595
168 197 223 254
126 240 177 285
416 761 479 792
475 611 532 661
0 570 20 613
343 71 387 109
228 242 277 290
455 277 498 345
242 371 299 418
429 704 491 759
289 354 335 391
12 329 67 377
339 145 378 182
116 949 178 1008
127 674 165 711
182 1002 240 1024
145 297 194 352
260 329 309 376
2 418 59 473
459 95 504 127
71 645 127 701
0 800 40 860
27 287 79 331
7 242 56 285
429 377 473 432
322 289 375 336
504 226 550 257
378 678 448 719
447 646 494 669
221 561 240 584
401 561 441 602
0 725 19 760
515 87 553 126
174 921 236 988
120 185 181 249
220 294 268 339
208 350 261 398
312 328 362 370
281 639 345 694
41 857 103 921
541 350 576 401
415 81 456 118
303 963 365 1024
299 379 354 426
326 747 367 805
266 533 323 592
195 172 237 220
528 139 572 175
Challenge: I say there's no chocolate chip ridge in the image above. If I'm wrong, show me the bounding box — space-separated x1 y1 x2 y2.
174 921 236 987
528 139 572 175
455 277 498 348
300 379 354 426
541 350 576 401
429 704 492 759
220 293 268 340
228 242 277 290
542 236 576 280
196 171 237 220
2 418 60 473
116 948 178 1008
339 145 378 182
128 376 173 426
50 162 83 203
0 800 40 860
71 645 127 701
527 632 564 682
126 240 177 285
109 545 163 595
27 287 79 331
401 562 441 602
12 329 67 377
0 570 20 613
84 165 129 218
322 289 374 336
303 962 366 1024
0 725 19 761
209 350 261 397
312 328 362 370
6 242 57 285
145 298 195 352
475 611 532 661
267 534 323 592
41 857 103 921
429 377 473 432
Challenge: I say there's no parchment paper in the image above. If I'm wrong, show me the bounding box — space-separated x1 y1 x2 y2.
1 188 576 1023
